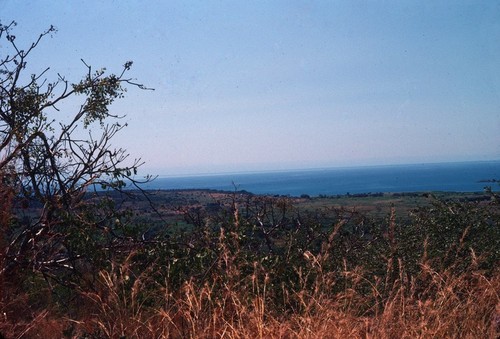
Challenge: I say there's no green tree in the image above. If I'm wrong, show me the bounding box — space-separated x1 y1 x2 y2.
0 21 152 284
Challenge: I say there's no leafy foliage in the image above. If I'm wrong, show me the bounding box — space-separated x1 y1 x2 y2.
0 21 152 285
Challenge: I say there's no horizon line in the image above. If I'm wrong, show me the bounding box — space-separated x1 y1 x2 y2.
145 158 500 179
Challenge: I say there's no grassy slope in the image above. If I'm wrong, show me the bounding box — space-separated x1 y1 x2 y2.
1 189 499 338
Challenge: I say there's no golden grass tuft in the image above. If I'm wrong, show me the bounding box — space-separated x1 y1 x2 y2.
1 185 498 338
45 247 497 338
1 256 498 338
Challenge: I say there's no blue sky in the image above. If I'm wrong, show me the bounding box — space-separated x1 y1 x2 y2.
2 1 499 175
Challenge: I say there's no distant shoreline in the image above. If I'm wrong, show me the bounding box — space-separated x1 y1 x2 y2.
110 188 494 201
134 161 499 197
152 159 500 179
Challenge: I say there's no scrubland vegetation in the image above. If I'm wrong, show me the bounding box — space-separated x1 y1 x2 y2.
1 187 499 338
1 21 499 338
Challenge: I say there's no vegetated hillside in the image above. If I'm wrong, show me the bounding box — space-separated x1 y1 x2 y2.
2 20 498 337
1 188 499 338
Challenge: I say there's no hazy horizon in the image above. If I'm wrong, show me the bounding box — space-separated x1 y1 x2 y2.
2 1 499 176
140 160 500 197
150 158 500 178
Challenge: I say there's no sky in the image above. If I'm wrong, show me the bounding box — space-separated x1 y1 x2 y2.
1 1 499 176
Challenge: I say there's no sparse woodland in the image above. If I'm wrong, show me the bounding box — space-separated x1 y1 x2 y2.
1 22 499 338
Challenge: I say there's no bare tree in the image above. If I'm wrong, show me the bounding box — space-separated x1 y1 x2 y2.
0 21 153 285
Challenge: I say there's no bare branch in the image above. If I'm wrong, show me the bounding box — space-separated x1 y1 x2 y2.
1 22 154 282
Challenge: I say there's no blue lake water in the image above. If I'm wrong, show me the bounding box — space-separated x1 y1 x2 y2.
141 161 500 197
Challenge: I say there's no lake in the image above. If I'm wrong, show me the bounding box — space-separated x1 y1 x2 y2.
140 161 500 197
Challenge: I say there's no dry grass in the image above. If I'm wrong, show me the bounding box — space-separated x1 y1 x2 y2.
57 261 498 339
1 183 498 338
3 242 488 339
1 252 498 338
